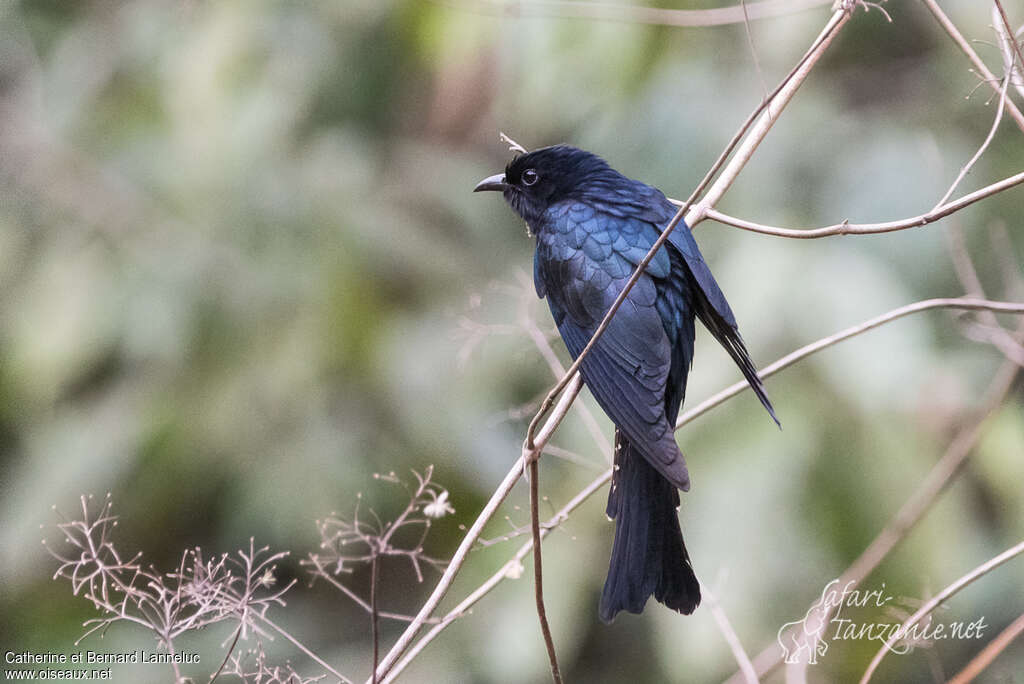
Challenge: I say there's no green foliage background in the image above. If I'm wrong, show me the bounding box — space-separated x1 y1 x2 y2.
1 1 1023 682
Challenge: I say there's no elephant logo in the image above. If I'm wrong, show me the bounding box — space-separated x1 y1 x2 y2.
777 579 847 665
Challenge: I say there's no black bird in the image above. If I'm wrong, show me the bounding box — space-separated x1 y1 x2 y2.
475 145 778 622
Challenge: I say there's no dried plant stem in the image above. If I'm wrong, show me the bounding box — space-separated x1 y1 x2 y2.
920 0 1024 134
258 615 353 684
699 168 1024 238
859 539 1024 684
209 625 243 683
948 611 1024 684
530 458 563 683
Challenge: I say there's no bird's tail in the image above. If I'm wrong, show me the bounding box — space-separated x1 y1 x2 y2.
599 431 700 623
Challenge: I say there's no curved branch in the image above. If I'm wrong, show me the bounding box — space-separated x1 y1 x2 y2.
949 611 1024 684
859 539 1024 684
677 297 1024 428
696 169 1024 239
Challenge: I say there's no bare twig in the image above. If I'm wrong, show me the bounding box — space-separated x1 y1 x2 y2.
948 611 1024 684
742 320 1024 684
258 615 353 684
383 468 611 683
993 3 1024 101
698 168 1024 238
920 0 1024 133
859 539 1024 683
678 297 1024 428
438 0 834 28
704 582 759 684
932 69 1011 210
369 376 583 683
530 459 563 683
993 2 1024 92
370 555 380 684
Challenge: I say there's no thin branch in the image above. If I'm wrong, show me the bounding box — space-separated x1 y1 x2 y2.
684 5 852 227
920 0 1024 134
438 0 835 28
699 168 1024 238
704 582 759 684
859 539 1024 684
382 469 612 684
948 611 1024 684
370 555 380 684
529 458 563 683
932 68 1011 210
742 317 1024 684
258 615 353 684
993 1 1024 92
514 271 613 457
677 297 1024 428
740 0 770 102
993 3 1024 102
369 376 583 683
209 624 243 683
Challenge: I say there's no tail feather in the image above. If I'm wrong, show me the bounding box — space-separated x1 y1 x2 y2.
599 431 700 622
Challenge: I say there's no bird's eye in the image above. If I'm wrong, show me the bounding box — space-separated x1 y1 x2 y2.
522 169 539 186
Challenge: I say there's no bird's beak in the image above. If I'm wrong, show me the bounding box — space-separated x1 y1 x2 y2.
473 173 507 193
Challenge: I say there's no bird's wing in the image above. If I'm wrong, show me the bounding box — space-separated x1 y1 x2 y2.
536 204 690 490
656 200 780 427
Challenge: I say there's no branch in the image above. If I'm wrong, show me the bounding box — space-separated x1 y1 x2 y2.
993 1 1024 94
932 66 1012 210
438 0 834 28
697 168 1024 238
859 539 1024 684
948 611 1024 684
704 582 759 684
381 469 612 684
742 316 1024 684
529 459 562 683
369 376 583 683
920 0 1024 134
993 2 1024 102
677 297 1024 428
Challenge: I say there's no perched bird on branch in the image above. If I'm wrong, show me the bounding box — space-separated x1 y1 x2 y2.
475 144 778 622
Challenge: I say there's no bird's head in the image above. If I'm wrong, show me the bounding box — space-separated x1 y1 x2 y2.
474 144 616 226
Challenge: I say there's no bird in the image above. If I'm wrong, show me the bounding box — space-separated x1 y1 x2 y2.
474 144 779 622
